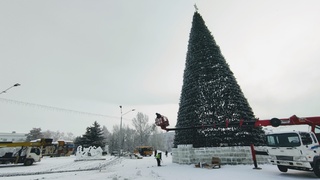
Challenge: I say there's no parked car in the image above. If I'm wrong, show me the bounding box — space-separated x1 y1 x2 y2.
111 151 118 156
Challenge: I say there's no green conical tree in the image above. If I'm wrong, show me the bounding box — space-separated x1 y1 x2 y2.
174 11 265 148
80 121 106 148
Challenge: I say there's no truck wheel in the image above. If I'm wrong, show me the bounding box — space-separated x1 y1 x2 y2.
277 165 288 172
314 160 320 178
24 159 34 166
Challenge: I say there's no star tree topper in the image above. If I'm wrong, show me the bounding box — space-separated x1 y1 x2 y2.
194 4 198 12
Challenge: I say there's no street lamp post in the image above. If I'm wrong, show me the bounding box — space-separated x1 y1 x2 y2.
118 105 135 157
0 83 21 95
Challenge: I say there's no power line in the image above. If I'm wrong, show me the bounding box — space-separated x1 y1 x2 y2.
0 97 121 120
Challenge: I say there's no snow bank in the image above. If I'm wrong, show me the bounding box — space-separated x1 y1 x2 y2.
0 153 317 179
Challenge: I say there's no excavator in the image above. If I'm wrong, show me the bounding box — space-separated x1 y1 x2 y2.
0 138 52 166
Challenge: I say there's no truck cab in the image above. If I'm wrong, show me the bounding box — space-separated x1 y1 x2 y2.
0 138 52 166
266 131 320 177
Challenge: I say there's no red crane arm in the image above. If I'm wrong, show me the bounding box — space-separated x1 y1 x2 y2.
255 115 320 132
154 113 320 132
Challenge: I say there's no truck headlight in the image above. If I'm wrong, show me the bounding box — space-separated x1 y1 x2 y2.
293 156 307 161
269 155 276 160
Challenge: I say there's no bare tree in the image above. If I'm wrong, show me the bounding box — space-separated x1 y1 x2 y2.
65 132 75 141
102 125 111 145
132 112 153 146
102 126 111 139
26 128 43 141
122 125 136 152
149 126 164 151
109 125 120 153
42 130 75 141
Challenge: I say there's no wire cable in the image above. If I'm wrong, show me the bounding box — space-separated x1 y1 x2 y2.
0 97 121 120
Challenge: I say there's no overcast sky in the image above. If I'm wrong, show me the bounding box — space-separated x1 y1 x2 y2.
1 0 320 137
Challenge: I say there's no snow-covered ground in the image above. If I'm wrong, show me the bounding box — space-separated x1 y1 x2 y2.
0 154 318 180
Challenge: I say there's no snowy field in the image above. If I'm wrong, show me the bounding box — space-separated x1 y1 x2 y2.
0 154 318 180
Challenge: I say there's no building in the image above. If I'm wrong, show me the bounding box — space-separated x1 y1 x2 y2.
0 131 27 142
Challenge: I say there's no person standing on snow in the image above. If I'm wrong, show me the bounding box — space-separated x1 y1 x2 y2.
156 152 161 166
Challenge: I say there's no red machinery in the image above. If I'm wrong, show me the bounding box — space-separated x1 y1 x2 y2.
155 113 320 170
254 115 320 132
155 113 320 133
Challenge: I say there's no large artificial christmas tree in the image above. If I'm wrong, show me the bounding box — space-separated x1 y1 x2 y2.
174 11 265 148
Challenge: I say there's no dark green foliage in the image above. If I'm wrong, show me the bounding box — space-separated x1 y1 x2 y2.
73 136 82 150
26 128 43 142
174 12 265 148
76 121 106 148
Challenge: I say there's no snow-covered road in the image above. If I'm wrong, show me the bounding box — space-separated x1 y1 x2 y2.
0 155 318 179
0 156 119 177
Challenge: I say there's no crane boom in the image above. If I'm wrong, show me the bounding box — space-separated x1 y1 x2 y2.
0 138 52 148
154 113 320 132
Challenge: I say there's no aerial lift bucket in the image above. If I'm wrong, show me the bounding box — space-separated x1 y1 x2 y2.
155 113 169 130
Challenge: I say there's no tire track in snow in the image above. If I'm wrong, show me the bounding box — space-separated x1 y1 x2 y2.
0 157 120 177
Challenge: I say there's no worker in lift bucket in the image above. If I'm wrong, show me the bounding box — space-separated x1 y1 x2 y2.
155 113 169 129
156 113 162 119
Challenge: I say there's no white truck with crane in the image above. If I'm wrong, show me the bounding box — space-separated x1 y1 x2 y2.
0 138 52 166
155 113 320 178
256 115 320 177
